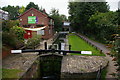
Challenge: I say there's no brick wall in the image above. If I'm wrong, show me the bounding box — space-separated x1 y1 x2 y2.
19 8 54 39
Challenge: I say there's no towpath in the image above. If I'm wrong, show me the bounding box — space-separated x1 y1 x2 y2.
77 33 118 79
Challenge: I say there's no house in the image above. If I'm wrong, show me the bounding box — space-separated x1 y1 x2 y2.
19 8 54 39
0 9 9 20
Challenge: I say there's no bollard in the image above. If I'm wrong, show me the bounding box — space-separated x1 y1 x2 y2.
44 42 47 53
63 52 66 55
58 42 61 54
100 50 102 54
69 45 71 51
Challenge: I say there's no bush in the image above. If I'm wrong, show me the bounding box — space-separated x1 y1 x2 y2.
2 31 17 48
2 31 24 49
10 25 25 41
111 35 120 79
2 20 20 32
25 35 41 49
2 20 25 49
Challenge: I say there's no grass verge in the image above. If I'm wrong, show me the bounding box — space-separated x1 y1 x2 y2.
2 68 22 79
68 34 105 56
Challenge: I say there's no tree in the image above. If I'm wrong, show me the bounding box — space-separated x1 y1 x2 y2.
49 8 65 31
19 6 25 15
88 11 118 43
60 14 67 21
68 2 109 33
25 2 39 11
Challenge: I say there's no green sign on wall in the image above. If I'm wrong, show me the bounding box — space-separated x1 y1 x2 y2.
28 16 36 24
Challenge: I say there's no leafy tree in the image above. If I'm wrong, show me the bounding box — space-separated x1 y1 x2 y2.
49 8 65 31
25 2 47 14
19 6 25 15
25 2 39 11
88 11 118 43
60 14 67 21
68 2 109 33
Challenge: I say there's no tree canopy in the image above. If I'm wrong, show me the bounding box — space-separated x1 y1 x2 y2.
25 2 39 11
68 2 109 32
49 8 67 31
88 11 118 42
19 6 25 15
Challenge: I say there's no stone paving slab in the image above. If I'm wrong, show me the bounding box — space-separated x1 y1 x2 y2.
61 55 108 74
3 53 39 77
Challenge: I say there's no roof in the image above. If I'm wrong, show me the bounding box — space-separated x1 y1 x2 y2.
24 26 46 31
47 16 54 20
19 8 48 18
0 9 8 14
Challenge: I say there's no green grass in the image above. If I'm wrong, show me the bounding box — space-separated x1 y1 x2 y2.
68 34 105 56
2 68 22 78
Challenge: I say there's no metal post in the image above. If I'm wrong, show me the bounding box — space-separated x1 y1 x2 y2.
69 45 71 51
100 50 102 54
44 42 47 50
63 52 66 55
58 42 61 54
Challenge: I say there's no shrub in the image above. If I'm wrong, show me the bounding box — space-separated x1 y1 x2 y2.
10 25 25 41
2 31 24 49
25 35 41 49
2 20 25 49
2 20 20 32
2 31 17 48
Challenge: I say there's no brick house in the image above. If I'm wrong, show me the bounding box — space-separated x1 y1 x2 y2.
19 8 54 39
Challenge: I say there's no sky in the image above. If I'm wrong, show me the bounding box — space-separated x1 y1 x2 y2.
0 0 119 17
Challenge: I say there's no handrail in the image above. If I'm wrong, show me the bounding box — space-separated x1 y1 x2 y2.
11 49 82 55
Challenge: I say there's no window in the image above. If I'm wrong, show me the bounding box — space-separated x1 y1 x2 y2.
37 30 44 35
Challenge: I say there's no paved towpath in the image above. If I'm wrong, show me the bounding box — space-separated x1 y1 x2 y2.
77 33 118 79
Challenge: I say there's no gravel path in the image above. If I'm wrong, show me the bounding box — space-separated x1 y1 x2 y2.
77 33 118 79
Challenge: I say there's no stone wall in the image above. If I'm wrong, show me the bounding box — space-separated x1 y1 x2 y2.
61 55 108 80
61 72 97 80
20 57 39 79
